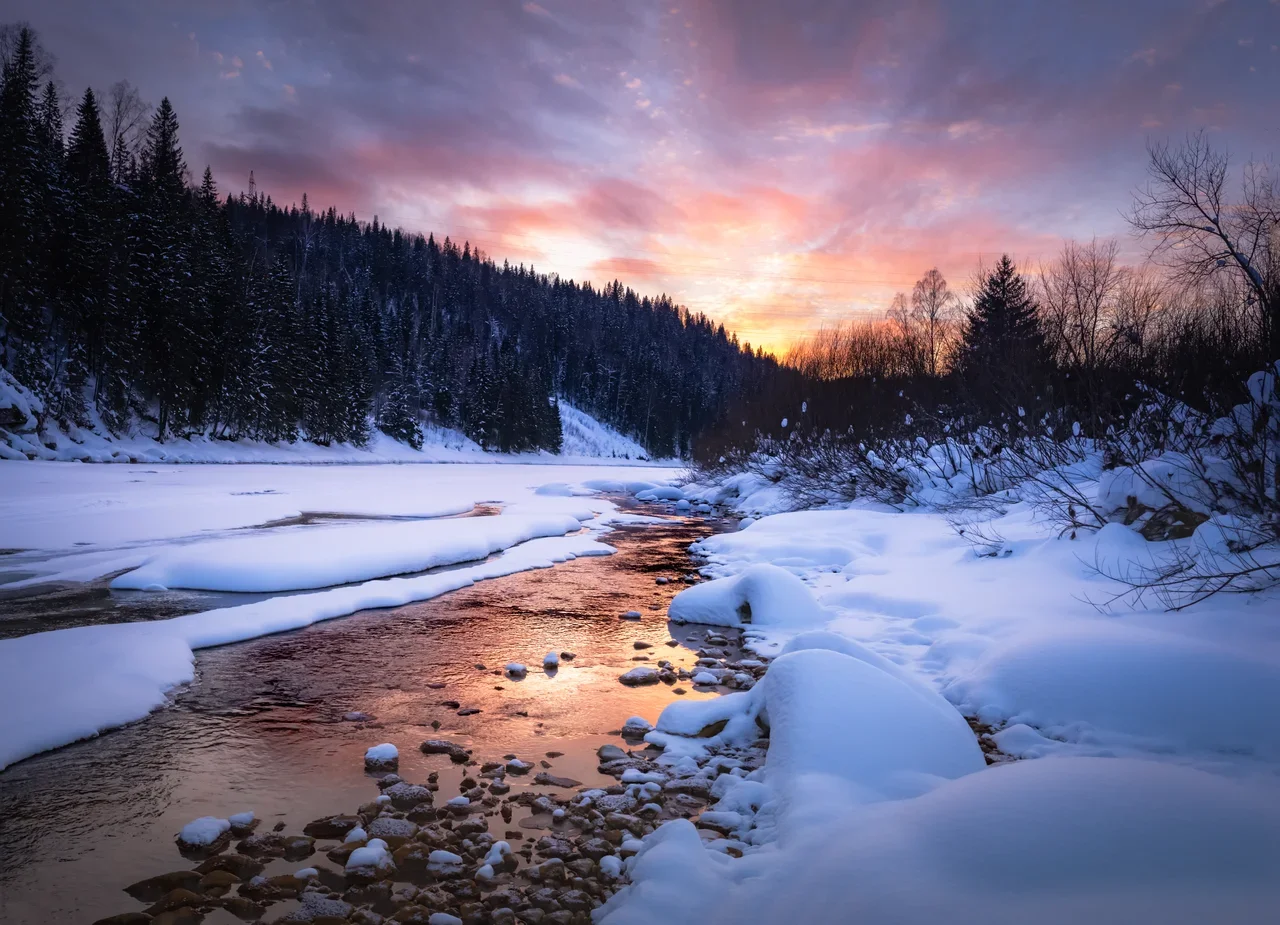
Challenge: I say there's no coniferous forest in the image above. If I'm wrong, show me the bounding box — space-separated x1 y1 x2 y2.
0 26 777 457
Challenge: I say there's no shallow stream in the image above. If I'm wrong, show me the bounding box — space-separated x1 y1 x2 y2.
0 513 731 924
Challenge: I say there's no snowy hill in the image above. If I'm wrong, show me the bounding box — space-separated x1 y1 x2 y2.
0 371 666 465
557 402 649 460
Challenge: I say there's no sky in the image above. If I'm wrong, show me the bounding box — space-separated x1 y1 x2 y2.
10 0 1280 352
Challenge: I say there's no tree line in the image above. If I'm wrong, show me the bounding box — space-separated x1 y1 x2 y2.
697 131 1278 467
0 24 778 458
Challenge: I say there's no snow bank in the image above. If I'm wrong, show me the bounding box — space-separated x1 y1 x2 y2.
111 512 586 592
945 625 1280 760
668 564 827 628
0 532 613 769
602 758 1280 925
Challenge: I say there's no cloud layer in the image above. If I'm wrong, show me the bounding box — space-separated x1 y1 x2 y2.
15 0 1280 350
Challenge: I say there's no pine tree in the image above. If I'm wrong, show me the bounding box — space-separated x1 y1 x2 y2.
0 26 41 370
956 255 1051 420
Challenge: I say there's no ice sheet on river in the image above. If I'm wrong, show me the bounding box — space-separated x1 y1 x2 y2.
110 512 589 592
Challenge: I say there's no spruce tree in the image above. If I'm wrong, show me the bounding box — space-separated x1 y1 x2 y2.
956 255 1050 420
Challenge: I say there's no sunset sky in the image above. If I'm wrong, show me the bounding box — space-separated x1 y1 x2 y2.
13 0 1280 351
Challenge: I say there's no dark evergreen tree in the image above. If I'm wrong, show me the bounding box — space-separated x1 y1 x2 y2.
956 255 1051 420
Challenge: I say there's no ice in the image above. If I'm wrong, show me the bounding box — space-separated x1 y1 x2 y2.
178 816 230 846
668 563 827 628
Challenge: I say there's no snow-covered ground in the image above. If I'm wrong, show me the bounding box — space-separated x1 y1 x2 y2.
0 369 656 465
0 462 680 770
594 476 1280 924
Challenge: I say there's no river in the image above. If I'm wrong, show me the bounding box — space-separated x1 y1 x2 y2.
0 511 732 924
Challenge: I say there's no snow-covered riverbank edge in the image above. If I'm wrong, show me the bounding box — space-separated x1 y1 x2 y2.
592 474 1280 924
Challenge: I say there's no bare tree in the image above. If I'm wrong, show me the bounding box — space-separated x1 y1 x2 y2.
102 79 150 180
910 268 957 377
1129 131 1280 360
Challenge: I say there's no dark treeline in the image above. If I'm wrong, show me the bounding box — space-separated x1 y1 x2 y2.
0 25 777 457
697 133 1279 469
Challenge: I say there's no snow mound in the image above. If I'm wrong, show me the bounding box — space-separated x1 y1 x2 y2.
668 564 827 628
558 402 649 459
346 838 394 872
945 625 1280 760
178 816 231 846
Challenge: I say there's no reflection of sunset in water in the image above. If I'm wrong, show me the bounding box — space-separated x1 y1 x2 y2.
0 516 731 925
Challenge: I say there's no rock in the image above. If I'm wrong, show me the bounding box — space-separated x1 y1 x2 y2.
457 708 481 717
559 652 576 661
558 889 594 913
125 871 203 902
304 814 364 839
93 914 153 925
577 837 614 861
365 743 400 771
195 853 263 880
619 611 642 621
221 896 265 921
344 711 374 722
620 716 652 737
367 816 419 844
618 667 659 686
592 793 638 814
632 641 653 650
665 777 712 798
596 744 627 762
383 782 433 809
506 758 533 775
145 888 206 916
656 577 669 585
196 870 239 897
532 771 581 788
150 910 204 925
420 739 471 762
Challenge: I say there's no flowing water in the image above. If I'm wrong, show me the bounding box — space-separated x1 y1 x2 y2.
0 513 733 925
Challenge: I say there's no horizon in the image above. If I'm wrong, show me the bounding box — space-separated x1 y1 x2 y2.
7 0 1279 352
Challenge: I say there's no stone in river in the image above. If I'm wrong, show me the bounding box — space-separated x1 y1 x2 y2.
93 915 152 925
533 771 581 788
303 814 363 839
596 744 627 762
619 611 642 620
618 667 659 686
145 888 206 916
124 870 202 902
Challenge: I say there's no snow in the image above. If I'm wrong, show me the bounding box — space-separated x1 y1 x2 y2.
505 662 528 675
110 512 588 592
543 651 560 668
344 826 367 844
602 466 1280 925
0 391 666 465
364 743 399 767
228 811 255 826
345 838 393 872
428 914 464 925
178 816 230 846
668 563 828 628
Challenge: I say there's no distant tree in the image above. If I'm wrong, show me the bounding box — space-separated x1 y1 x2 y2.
910 268 957 377
956 255 1051 419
